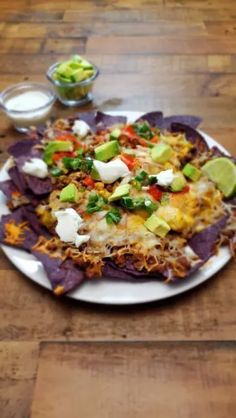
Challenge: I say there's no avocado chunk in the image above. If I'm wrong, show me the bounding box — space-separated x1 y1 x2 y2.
43 141 73 166
108 184 131 202
151 143 173 163
182 163 201 182
94 140 120 162
53 56 95 84
110 129 121 141
71 68 85 82
171 174 186 192
91 166 100 180
144 214 170 238
59 183 80 203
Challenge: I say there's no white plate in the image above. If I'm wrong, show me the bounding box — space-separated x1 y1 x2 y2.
0 111 232 305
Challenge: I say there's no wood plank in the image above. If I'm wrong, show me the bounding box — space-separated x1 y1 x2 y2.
0 20 206 38
0 54 235 75
86 35 236 55
30 342 236 418
2 72 236 101
0 342 39 418
0 38 42 54
0 261 235 342
166 0 236 9
64 7 236 22
4 10 64 23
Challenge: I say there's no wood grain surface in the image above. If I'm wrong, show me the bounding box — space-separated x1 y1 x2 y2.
0 1 235 417
31 342 236 418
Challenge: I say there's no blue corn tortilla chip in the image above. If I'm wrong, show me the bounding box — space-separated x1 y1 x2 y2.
161 115 202 130
8 165 52 196
134 111 163 127
8 137 52 196
32 251 85 295
0 207 39 250
8 166 27 194
69 111 97 132
95 111 127 130
103 260 155 281
8 138 40 158
24 174 52 196
0 180 19 200
171 122 209 153
188 216 228 261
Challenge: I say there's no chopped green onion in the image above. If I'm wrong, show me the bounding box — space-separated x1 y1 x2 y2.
63 156 93 173
105 207 122 225
50 166 63 177
121 196 157 214
135 170 148 182
148 176 157 185
133 122 153 140
86 193 106 214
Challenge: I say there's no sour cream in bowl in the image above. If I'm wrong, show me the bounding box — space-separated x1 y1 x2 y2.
0 82 56 132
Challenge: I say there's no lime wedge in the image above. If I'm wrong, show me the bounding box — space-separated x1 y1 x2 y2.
202 157 236 197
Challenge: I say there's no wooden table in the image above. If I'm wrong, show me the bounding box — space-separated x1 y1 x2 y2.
0 1 236 417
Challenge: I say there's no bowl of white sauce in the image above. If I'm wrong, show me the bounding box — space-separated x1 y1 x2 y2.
0 82 56 132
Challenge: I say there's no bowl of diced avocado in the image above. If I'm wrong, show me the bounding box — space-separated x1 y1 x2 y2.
47 55 99 106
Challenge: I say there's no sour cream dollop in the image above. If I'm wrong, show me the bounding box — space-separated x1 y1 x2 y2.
54 208 90 247
22 158 48 179
155 169 174 187
72 120 90 138
93 158 130 184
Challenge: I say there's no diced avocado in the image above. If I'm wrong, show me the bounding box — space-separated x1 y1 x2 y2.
94 140 120 162
57 62 74 78
144 214 170 238
151 143 173 163
82 69 94 79
71 68 85 82
53 56 95 84
43 141 73 166
80 59 93 69
91 166 100 180
110 128 121 141
171 174 186 192
182 163 201 182
108 184 131 202
59 183 80 203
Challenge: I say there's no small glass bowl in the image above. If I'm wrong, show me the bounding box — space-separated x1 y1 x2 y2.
47 62 99 107
0 82 56 133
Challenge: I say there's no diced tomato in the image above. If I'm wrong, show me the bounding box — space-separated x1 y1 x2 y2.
178 185 190 194
122 125 138 139
122 125 149 147
151 135 159 144
120 154 137 170
137 138 148 147
148 185 163 201
56 133 86 150
52 151 76 163
83 176 95 188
